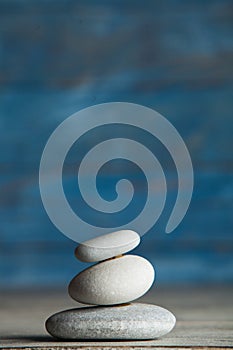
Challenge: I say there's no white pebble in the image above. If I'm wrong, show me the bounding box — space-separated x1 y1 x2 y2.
46 303 176 340
75 230 140 262
68 255 155 305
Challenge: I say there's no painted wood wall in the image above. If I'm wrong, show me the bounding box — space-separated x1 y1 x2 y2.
0 0 232 287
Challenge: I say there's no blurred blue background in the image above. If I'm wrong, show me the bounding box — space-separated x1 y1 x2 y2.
0 0 232 288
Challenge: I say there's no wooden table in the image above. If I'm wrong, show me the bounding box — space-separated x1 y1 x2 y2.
1 285 233 349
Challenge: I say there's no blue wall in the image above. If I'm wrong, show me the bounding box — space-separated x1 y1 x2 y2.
0 0 232 287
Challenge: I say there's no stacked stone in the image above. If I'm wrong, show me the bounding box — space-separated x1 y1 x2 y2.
46 230 176 340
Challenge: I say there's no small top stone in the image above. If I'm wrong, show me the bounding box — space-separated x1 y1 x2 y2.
75 230 140 262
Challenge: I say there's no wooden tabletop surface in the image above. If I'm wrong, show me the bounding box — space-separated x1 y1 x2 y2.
0 285 232 349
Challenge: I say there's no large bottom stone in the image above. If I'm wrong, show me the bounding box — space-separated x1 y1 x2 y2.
46 303 176 340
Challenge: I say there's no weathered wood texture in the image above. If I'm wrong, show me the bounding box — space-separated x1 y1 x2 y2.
0 0 233 287
0 286 233 349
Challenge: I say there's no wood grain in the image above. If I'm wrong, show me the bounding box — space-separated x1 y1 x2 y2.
0 0 232 287
0 286 233 349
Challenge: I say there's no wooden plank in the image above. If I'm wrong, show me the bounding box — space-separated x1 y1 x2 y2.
0 0 233 288
0 286 233 349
